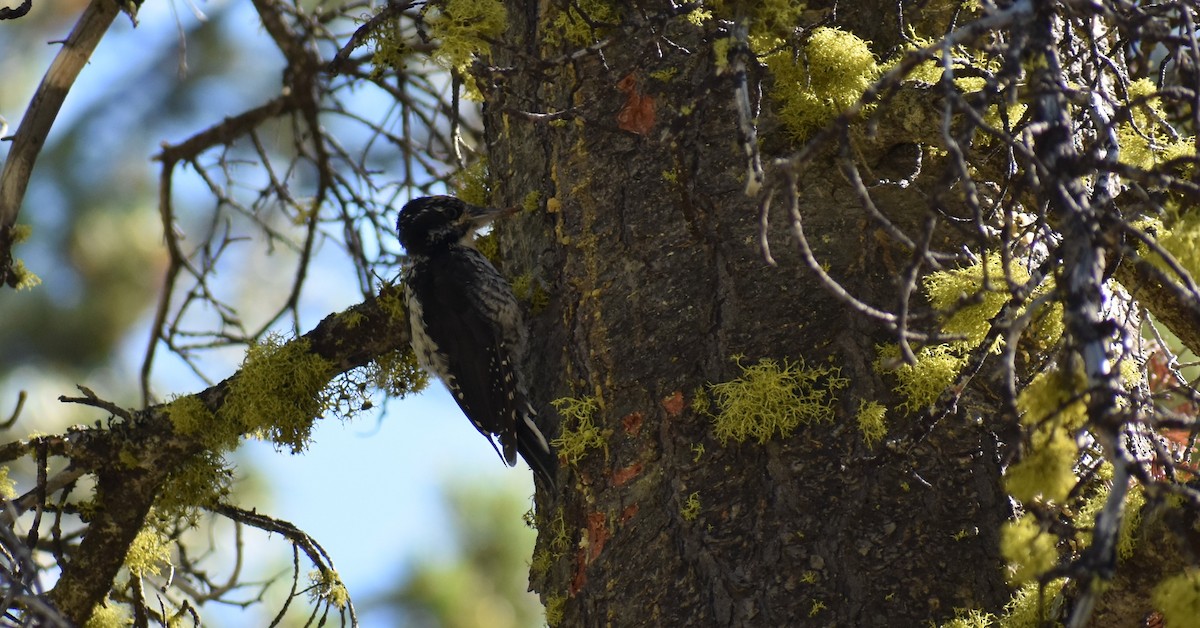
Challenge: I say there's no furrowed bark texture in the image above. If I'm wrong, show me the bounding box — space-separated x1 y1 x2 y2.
485 4 1010 626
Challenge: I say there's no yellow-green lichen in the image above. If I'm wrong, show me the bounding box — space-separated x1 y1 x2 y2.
510 273 550 312
0 466 15 500
530 508 570 576
550 396 607 465
521 190 542 213
308 568 350 610
10 224 32 243
1075 476 1144 561
856 399 888 448
155 451 232 522
1156 209 1200 284
450 158 491 207
1017 368 1087 431
426 0 507 74
940 608 997 628
543 0 620 48
221 333 336 454
1003 425 1077 504
999 577 1065 627
761 27 881 141
809 600 827 617
708 355 848 444
85 601 131 628
1116 78 1195 172
923 255 1030 350
680 491 701 521
1152 568 1200 628
875 343 968 415
370 349 429 398
710 0 809 42
1000 514 1058 585
362 8 411 77
125 526 171 579
12 259 41 291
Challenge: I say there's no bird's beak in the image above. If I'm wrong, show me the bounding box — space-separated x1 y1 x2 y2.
462 203 518 229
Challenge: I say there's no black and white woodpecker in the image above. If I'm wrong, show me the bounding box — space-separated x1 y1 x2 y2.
396 195 557 486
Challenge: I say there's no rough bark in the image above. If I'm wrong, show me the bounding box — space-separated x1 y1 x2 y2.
484 3 1010 625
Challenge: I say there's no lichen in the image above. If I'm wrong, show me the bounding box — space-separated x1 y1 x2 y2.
530 508 570 576
1153 568 1200 627
940 608 997 628
875 343 968 414
999 514 1057 585
369 349 429 398
550 396 607 465
308 568 350 610
1003 425 1077 504
708 355 848 444
542 0 620 48
84 601 131 628
155 451 232 523
1156 208 1200 285
510 273 550 312
999 578 1065 627
0 466 15 500
680 491 701 521
220 333 336 454
521 190 542 213
425 0 507 98
1116 78 1195 172
11 259 41 291
856 399 888 448
761 27 881 141
125 526 171 578
450 158 491 207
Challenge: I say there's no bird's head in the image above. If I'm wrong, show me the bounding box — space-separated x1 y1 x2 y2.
396 195 513 255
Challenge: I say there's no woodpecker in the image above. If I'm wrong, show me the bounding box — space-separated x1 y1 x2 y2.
397 195 557 487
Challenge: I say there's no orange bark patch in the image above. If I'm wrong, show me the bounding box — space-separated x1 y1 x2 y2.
616 73 655 135
621 411 644 435
587 512 609 562
612 461 643 487
620 503 639 523
661 390 685 416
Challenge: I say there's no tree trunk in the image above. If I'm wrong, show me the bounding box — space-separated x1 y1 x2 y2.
483 3 1011 625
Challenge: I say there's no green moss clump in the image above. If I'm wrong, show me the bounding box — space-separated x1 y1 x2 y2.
999 514 1057 585
708 355 848 444
221 333 335 454
856 400 888 448
544 594 566 625
550 396 607 465
761 27 881 141
1153 568 1200 627
521 190 541 213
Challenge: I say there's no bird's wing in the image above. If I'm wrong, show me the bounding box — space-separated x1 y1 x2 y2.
412 249 523 465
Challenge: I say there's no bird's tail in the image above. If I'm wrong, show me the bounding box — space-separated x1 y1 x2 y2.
517 411 559 489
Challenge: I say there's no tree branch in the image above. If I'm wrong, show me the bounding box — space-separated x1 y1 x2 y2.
0 0 122 288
